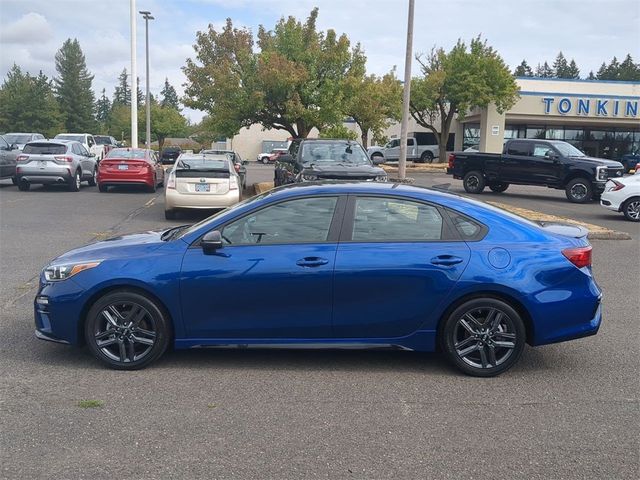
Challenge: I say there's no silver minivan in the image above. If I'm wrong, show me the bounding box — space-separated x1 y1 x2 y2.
16 140 98 191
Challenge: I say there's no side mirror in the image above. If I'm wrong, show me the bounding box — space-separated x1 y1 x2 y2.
10 143 18 150
242 160 249 165
371 156 385 165
278 154 294 164
545 151 558 160
201 230 223 253
89 153 96 158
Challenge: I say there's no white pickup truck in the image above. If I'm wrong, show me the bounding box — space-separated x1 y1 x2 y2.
54 133 106 161
367 137 439 163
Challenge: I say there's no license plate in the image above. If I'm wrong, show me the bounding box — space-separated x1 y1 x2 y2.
195 183 210 192
39 161 46 168
118 164 129 170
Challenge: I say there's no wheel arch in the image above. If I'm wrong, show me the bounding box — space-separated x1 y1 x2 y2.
561 170 592 187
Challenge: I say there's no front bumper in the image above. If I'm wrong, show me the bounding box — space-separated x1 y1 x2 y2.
165 188 240 210
34 276 87 345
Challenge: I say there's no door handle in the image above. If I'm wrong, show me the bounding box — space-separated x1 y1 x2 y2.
296 257 329 267
430 255 464 266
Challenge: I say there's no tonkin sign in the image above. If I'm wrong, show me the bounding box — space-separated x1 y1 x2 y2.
542 97 638 117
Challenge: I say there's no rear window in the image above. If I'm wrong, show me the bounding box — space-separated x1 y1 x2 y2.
106 149 147 159
23 143 67 155
176 157 229 171
55 134 85 143
94 136 112 145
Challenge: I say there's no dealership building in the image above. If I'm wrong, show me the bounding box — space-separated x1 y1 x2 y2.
226 77 639 161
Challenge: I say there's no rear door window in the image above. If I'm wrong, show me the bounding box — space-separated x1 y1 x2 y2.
23 143 67 155
506 142 530 156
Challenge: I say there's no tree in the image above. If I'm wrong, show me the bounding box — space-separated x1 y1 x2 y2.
107 104 132 143
0 65 63 137
160 78 180 110
95 88 111 132
513 60 533 77
54 38 96 132
587 70 596 80
136 76 144 109
344 71 402 147
149 104 187 152
409 37 519 163
618 54 640 80
566 59 580 79
113 69 131 106
534 61 554 78
553 51 569 78
183 8 366 139
319 124 357 140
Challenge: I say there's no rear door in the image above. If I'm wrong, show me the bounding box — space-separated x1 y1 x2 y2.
500 141 533 183
332 196 471 338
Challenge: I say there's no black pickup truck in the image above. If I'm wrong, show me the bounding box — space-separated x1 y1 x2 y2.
447 139 625 203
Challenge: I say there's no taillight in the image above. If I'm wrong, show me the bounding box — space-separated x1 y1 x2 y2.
234 163 240 173
562 246 592 268
54 155 73 163
16 155 29 162
229 176 239 190
610 180 625 191
448 153 455 168
166 172 176 189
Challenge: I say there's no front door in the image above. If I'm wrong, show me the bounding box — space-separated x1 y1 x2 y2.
332 196 471 338
180 196 343 339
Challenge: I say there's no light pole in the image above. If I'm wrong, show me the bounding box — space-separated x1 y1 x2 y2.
398 0 415 180
139 10 154 149
130 0 138 148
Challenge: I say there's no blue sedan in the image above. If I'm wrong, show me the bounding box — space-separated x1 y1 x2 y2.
34 182 602 376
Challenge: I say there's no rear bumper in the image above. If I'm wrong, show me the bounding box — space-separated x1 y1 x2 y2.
18 172 72 184
98 171 153 187
165 188 240 210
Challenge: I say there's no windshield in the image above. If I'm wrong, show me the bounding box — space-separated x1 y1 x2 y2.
106 148 147 159
55 134 85 143
300 142 371 166
4 134 32 144
551 141 586 157
176 156 229 171
94 136 112 145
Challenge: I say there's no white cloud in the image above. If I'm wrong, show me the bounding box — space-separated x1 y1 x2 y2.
0 12 53 44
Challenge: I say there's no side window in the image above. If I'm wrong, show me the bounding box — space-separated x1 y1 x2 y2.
87 136 95 147
388 139 399 148
506 142 530 156
352 197 443 242
79 144 89 156
532 143 554 158
447 209 485 240
71 143 80 155
221 197 338 245
0 137 8 150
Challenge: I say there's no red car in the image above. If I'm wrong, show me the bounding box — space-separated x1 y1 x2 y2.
98 148 165 192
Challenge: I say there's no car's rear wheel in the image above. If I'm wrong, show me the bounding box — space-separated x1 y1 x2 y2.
11 176 17 185
565 177 592 203
420 151 434 163
88 168 97 187
69 170 81 192
18 180 30 191
489 182 509 193
85 290 170 370
165 209 176 220
262 157 269 164
98 183 108 193
622 197 640 222
148 177 157 193
463 171 485 194
441 298 526 377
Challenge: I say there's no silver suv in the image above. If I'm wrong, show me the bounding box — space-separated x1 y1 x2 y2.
16 140 98 192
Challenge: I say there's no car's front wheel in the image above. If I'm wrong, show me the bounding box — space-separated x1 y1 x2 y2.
84 290 170 370
262 157 269 164
622 197 640 222
565 177 592 203
441 298 526 377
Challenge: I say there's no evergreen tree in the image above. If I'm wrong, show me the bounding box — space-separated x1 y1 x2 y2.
553 51 569 77
54 38 96 132
513 60 533 77
113 69 131 106
95 88 111 132
596 62 608 79
136 76 144 109
566 59 580 79
535 62 554 78
587 70 596 80
160 77 180 110
618 54 640 80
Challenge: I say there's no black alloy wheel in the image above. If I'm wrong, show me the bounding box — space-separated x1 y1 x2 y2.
463 171 486 194
88 168 97 187
565 177 592 203
489 182 509 193
441 298 525 377
420 151 434 163
85 290 170 370
622 197 640 222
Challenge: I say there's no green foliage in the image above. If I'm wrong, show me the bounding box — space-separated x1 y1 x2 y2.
95 88 111 133
77 399 103 408
149 103 188 152
54 38 96 132
0 65 63 137
513 60 533 77
552 52 580 79
534 61 554 78
597 54 640 80
410 36 519 162
160 78 181 110
113 69 131 106
107 103 131 142
183 8 366 139
319 123 357 140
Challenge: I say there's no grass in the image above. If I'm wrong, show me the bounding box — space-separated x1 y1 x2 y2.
77 399 104 409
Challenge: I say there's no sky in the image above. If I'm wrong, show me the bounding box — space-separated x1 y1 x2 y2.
1 0 639 123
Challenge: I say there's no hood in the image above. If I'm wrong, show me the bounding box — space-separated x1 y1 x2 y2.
50 230 166 265
303 164 385 178
571 156 624 168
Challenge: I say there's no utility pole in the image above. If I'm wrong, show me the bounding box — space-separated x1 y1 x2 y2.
398 0 415 180
140 10 154 149
130 0 138 148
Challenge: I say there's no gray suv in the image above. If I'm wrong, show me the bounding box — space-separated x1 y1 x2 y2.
16 140 98 191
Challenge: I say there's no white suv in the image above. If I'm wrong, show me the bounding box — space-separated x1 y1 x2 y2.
54 133 106 161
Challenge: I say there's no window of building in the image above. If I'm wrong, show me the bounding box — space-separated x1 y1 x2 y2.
545 128 564 140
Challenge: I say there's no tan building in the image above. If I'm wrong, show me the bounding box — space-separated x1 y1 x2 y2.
226 78 639 160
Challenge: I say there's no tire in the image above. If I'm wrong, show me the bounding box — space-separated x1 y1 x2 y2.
69 170 81 192
463 171 485 194
18 180 30 191
565 177 592 203
148 177 157 193
165 209 176 220
489 182 509 193
441 298 526 377
98 183 108 193
11 176 17 185
622 197 640 222
621 161 629 174
420 151 434 163
262 157 269 165
88 168 97 187
84 290 170 370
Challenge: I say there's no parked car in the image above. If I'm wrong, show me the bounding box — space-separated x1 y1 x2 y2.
164 153 241 219
34 182 602 376
258 148 288 164
274 138 386 186
618 152 639 173
160 146 182 165
201 149 249 189
94 135 119 157
54 133 106 161
97 148 164 193
368 137 439 163
600 175 640 222
447 139 625 203
0 135 20 183
15 140 97 191
3 132 45 151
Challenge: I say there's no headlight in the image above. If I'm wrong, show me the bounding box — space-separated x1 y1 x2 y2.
596 166 608 181
375 175 388 182
44 262 101 282
302 174 318 181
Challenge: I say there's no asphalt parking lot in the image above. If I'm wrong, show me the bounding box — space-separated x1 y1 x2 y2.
0 164 638 479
